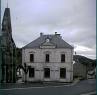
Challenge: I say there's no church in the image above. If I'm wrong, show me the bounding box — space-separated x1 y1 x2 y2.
22 32 74 82
0 7 17 83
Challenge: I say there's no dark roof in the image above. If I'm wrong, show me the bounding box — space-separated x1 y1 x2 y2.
23 34 73 49
2 8 12 33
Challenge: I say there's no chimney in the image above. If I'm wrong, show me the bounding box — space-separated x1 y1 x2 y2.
55 32 57 35
55 32 62 38
40 32 43 36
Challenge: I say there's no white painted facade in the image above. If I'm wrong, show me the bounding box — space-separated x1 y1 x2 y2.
22 48 73 82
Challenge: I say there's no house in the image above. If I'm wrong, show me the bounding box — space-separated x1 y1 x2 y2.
73 55 96 79
22 32 73 82
1 7 17 83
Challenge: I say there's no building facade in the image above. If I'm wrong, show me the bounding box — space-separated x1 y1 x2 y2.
1 8 17 83
22 33 73 82
73 61 87 79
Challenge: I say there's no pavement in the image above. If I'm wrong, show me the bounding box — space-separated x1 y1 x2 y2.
0 79 80 89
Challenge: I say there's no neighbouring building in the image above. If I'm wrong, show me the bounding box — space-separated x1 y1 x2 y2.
22 32 74 82
73 55 96 79
1 7 17 83
73 61 87 79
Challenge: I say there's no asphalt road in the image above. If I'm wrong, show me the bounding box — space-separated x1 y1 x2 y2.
0 79 96 95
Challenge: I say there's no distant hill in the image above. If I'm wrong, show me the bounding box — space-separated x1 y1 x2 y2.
73 55 96 70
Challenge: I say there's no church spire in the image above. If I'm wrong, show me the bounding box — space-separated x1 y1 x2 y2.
7 0 8 8
2 7 12 33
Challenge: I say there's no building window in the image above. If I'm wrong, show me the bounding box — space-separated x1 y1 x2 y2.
44 68 50 78
45 54 49 62
29 68 34 78
61 54 65 62
60 68 66 78
30 54 34 62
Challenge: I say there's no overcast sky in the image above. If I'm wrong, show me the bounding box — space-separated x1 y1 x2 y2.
1 0 96 59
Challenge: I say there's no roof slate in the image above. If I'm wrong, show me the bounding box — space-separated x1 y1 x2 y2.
22 34 73 49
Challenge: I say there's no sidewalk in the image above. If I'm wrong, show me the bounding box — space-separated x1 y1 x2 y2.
0 79 80 89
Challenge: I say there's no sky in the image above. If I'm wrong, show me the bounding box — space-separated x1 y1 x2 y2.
1 0 96 59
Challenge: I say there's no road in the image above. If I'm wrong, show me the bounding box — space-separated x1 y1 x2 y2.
0 79 96 95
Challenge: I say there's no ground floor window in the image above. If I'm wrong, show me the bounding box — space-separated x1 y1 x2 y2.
29 68 34 78
60 68 66 78
44 68 50 78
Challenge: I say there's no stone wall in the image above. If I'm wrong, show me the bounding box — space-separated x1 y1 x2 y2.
22 48 73 82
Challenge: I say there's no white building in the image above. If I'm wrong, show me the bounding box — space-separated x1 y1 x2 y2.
22 32 74 82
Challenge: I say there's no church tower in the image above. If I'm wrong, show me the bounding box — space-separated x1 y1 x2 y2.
2 8 12 33
1 7 16 83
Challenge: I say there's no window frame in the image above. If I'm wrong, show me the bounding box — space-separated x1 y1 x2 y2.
44 68 50 78
61 54 65 63
60 68 66 78
45 54 49 63
29 67 35 78
30 54 34 62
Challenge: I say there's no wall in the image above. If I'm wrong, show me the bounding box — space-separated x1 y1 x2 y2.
22 48 73 82
73 63 87 78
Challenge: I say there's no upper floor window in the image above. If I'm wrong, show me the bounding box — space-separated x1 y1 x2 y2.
45 54 49 62
61 54 65 62
30 54 34 62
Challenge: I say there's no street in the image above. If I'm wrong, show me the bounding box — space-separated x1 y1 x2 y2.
0 79 96 95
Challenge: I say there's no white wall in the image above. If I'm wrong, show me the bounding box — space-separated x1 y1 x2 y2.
22 48 73 82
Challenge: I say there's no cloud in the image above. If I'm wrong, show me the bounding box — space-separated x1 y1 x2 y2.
74 45 93 52
1 0 96 59
74 44 96 59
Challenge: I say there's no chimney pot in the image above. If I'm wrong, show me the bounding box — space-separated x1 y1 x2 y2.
55 32 57 35
40 32 43 36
